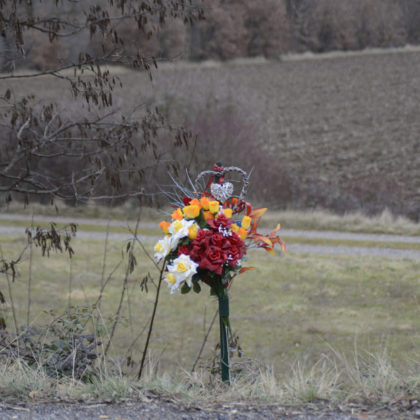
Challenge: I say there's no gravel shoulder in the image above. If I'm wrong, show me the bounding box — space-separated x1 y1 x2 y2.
1 397 419 420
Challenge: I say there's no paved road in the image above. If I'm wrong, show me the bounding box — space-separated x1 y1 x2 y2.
1 214 419 260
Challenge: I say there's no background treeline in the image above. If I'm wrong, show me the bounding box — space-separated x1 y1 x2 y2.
2 0 420 70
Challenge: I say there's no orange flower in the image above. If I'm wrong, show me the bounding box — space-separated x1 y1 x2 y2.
171 208 183 220
231 197 238 205
159 221 170 234
189 198 201 207
200 196 210 210
183 205 201 219
238 227 248 240
203 211 214 221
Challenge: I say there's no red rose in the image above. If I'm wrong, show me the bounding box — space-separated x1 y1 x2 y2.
210 232 224 248
177 245 192 256
199 256 223 275
207 214 232 232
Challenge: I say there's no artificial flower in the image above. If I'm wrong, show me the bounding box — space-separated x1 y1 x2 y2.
183 204 201 219
171 208 183 220
209 200 220 214
154 235 171 262
200 196 210 210
169 219 195 249
223 208 233 218
159 221 170 234
188 223 199 240
241 215 251 230
166 254 198 291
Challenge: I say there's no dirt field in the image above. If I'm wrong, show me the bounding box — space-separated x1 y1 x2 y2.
3 49 420 217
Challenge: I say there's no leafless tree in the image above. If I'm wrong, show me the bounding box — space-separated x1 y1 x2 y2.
0 0 203 205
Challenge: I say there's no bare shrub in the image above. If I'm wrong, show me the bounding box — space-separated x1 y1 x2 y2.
26 30 70 71
244 0 290 58
294 0 407 52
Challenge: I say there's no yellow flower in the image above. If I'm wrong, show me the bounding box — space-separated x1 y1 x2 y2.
166 273 176 285
183 204 201 219
241 215 252 230
238 227 248 240
172 220 183 232
223 208 233 218
176 262 188 273
171 208 183 220
200 196 210 210
159 221 170 234
188 223 198 240
231 223 240 233
209 200 220 214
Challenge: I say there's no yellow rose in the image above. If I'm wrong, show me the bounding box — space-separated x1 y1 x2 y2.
223 208 233 218
209 200 220 214
241 215 252 230
183 204 200 219
188 223 198 240
231 223 240 233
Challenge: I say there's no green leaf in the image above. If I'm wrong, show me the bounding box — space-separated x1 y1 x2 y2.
193 280 201 294
181 282 191 294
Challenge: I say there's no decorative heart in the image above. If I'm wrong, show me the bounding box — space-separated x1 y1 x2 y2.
210 182 234 202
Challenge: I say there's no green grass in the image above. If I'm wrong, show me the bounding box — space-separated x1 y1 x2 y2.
2 234 420 376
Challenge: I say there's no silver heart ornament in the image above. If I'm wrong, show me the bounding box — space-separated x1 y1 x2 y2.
210 182 234 202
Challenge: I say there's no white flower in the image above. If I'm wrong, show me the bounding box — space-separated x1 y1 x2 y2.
165 254 198 294
168 219 195 250
154 235 171 262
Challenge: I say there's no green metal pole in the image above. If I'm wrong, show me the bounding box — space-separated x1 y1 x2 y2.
218 293 230 383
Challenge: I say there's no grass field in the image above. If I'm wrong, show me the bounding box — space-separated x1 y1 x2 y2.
2 233 420 378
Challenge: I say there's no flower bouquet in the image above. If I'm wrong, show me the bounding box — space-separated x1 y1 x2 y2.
154 164 285 382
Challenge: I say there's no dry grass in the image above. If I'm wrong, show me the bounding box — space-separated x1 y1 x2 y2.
2 349 420 406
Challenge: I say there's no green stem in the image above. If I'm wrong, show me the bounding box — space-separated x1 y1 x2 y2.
218 292 230 384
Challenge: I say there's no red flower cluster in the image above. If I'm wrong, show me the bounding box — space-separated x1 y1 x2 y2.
180 216 246 276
